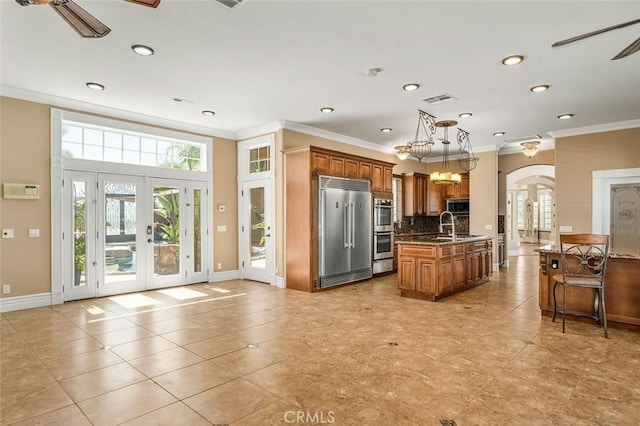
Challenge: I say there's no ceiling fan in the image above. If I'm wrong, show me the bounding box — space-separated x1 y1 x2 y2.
15 0 160 38
552 18 640 60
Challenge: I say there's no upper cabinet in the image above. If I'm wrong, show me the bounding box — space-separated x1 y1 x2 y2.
403 173 427 216
444 173 470 199
426 179 444 216
308 146 395 198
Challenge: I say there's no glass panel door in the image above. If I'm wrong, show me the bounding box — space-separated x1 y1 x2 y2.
63 171 97 301
241 179 274 283
98 174 146 296
186 181 208 284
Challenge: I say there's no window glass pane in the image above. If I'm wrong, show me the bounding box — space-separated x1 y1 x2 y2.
84 129 103 146
84 145 103 161
104 148 122 163
250 148 258 161
158 141 172 156
193 188 202 273
123 150 140 164
104 132 122 149
141 138 156 153
73 181 87 288
63 125 83 143
123 135 140 151
62 142 82 158
141 152 156 166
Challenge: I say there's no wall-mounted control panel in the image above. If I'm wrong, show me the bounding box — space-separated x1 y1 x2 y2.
3 183 40 200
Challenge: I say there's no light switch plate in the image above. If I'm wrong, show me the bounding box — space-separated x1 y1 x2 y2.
484 224 493 230
559 225 573 233
29 228 40 238
216 225 227 232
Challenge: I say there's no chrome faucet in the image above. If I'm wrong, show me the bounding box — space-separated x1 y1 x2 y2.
439 210 456 241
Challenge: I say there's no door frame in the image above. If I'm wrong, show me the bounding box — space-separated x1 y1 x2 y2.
237 134 277 285
51 108 213 304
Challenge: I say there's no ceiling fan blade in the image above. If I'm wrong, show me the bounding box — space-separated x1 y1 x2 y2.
125 0 161 8
552 18 640 47
612 36 640 60
50 0 110 38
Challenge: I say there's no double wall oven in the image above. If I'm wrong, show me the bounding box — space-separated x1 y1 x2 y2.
373 199 394 274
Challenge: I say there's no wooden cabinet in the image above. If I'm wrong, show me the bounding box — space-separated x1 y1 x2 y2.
397 238 492 301
285 145 395 292
426 179 444 216
444 173 470 199
403 173 427 216
497 234 505 267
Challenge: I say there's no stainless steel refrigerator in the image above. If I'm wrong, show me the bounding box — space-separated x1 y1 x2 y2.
319 176 372 288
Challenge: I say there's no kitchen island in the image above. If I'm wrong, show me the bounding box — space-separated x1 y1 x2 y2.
397 236 492 301
537 245 640 326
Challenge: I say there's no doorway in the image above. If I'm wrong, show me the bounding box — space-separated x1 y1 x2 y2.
63 171 208 301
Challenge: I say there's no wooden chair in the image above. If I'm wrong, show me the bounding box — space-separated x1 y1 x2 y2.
552 233 610 338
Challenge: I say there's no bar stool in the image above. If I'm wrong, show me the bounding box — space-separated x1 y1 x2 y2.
552 233 610 338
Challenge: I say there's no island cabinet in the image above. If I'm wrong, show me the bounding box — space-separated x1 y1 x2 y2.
397 238 492 301
285 145 395 292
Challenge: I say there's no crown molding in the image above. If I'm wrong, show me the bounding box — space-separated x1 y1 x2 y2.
282 121 396 155
235 120 285 141
0 85 236 140
548 119 640 139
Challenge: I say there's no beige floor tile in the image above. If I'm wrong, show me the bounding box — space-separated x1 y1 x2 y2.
121 402 211 426
210 346 285 376
160 325 213 346
154 360 239 399
128 346 204 377
60 362 147 402
0 382 74 424
0 362 56 394
92 326 156 347
78 317 137 335
77 380 176 426
109 335 177 361
184 378 279 424
43 348 124 380
140 317 199 334
11 404 92 426
32 335 104 362
183 333 249 359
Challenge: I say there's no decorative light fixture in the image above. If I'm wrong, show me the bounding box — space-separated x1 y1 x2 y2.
501 55 524 66
521 140 541 158
86 82 105 91
320 107 334 113
131 44 154 56
394 110 477 184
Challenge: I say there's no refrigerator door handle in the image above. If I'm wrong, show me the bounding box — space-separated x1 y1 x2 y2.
350 202 355 247
344 203 349 248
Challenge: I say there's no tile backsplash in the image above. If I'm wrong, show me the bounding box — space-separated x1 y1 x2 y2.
395 215 469 235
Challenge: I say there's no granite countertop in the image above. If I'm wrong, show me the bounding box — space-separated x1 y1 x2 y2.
535 245 640 260
396 235 491 245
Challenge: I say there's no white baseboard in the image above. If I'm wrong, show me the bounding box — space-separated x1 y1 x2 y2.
274 276 286 289
209 269 241 282
0 293 52 313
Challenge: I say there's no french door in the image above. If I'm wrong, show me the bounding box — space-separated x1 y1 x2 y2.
63 171 208 301
240 179 274 284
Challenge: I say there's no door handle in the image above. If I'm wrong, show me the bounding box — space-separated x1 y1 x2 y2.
265 233 271 237
147 239 153 243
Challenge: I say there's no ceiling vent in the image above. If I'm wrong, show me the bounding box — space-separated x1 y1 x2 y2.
423 94 457 105
215 0 244 8
504 134 543 143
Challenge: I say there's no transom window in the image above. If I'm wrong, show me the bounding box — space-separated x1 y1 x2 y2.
62 121 205 171
249 146 270 173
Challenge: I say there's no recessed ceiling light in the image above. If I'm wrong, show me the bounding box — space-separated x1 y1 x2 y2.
86 82 105 91
201 110 215 117
557 113 574 120
131 44 154 56
458 113 472 118
380 128 392 133
320 107 334 113
501 55 524 66
403 83 420 91
530 85 550 93
493 131 506 137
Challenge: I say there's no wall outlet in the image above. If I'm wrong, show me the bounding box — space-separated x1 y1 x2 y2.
2 284 10 294
217 262 222 270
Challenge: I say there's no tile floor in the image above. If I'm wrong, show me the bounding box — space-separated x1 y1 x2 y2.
1 254 639 425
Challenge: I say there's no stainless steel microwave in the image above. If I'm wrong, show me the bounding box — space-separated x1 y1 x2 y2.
446 199 469 214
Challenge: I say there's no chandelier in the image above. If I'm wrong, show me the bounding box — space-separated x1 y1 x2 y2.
395 110 478 184
521 140 540 158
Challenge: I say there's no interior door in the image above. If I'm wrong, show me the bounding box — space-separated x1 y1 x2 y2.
241 179 274 283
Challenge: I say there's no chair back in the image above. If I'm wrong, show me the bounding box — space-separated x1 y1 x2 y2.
560 233 609 282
